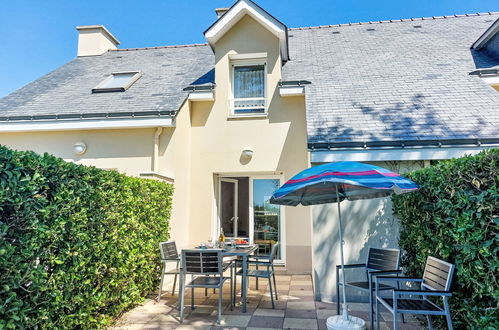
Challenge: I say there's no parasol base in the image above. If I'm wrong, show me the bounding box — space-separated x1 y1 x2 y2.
326 315 366 330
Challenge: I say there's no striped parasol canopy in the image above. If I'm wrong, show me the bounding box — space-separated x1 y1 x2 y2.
269 161 419 325
270 161 419 206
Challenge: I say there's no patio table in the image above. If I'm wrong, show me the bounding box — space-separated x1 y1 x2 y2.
179 244 258 313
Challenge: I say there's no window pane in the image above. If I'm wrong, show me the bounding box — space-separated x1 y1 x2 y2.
253 179 281 259
234 65 264 99
100 73 137 89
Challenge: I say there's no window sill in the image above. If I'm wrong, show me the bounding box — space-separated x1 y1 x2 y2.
227 113 268 120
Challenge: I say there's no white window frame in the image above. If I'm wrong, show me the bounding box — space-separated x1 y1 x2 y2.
92 71 142 93
229 59 267 118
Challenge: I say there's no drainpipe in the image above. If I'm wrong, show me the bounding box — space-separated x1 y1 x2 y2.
153 127 163 172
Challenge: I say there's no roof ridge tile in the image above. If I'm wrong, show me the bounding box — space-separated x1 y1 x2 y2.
288 11 499 30
111 43 209 52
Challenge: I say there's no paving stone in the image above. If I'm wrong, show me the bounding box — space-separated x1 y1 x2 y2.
282 317 318 329
247 315 284 329
285 308 317 319
288 290 314 297
257 300 287 310
219 315 251 327
287 301 316 310
253 308 285 317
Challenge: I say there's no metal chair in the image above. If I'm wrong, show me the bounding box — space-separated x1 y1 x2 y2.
157 241 181 302
375 256 455 330
336 247 402 329
236 243 279 309
179 249 233 324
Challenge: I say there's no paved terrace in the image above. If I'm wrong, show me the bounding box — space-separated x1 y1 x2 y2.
111 274 424 330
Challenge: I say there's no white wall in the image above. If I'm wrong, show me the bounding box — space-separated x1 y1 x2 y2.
311 160 425 302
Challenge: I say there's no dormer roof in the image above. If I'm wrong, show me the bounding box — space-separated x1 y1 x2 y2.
204 0 289 62
472 18 499 49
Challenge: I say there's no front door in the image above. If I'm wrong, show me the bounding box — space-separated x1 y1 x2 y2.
219 179 238 238
217 176 285 264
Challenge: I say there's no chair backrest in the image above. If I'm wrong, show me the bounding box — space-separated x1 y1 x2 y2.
366 248 400 271
268 243 280 263
422 256 455 291
181 249 224 275
159 241 179 260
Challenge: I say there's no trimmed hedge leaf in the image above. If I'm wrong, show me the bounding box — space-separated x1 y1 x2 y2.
0 145 173 329
393 149 498 329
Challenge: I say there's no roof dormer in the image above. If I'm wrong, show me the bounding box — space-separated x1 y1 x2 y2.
204 0 289 62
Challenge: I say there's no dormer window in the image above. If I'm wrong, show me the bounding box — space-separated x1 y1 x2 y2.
231 61 266 116
92 71 142 93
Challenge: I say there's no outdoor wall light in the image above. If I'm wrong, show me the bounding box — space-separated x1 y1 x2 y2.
242 147 254 158
73 142 87 155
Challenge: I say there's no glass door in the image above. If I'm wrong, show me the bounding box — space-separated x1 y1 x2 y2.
219 178 238 238
250 178 284 262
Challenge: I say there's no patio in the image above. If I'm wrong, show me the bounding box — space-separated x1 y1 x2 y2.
111 273 424 330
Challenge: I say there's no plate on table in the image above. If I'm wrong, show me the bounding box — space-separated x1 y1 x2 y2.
235 244 251 249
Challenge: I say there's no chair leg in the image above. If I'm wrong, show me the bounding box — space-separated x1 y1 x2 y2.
444 298 453 330
268 276 275 309
157 263 166 302
205 288 208 296
191 287 195 310
272 266 278 300
427 315 434 330
368 285 373 330
375 297 380 330
230 265 234 310
179 275 186 323
393 309 399 330
172 273 178 296
396 280 405 323
256 263 259 290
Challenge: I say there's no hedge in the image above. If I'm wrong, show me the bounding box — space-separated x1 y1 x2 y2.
393 149 498 329
0 145 173 329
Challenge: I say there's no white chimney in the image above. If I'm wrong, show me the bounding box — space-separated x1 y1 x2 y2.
215 8 229 18
76 25 120 57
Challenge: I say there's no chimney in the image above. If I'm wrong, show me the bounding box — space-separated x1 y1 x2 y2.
76 25 120 56
215 8 229 18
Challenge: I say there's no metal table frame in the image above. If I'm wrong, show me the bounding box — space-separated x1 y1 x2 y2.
178 245 258 313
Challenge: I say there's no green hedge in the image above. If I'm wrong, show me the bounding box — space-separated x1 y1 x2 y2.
393 149 498 329
0 145 173 329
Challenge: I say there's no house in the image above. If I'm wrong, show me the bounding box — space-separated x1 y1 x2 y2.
0 0 498 301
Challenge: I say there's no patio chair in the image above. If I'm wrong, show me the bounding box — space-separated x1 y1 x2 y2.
236 243 279 309
157 240 181 302
375 256 455 330
179 249 233 324
336 247 402 329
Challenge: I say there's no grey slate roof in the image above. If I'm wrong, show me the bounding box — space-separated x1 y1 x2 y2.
0 44 214 120
282 14 499 146
1 13 498 148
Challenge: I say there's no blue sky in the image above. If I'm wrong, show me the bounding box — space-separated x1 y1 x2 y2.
0 0 497 97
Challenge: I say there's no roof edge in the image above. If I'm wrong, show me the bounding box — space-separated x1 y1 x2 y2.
290 12 499 30
308 138 499 151
472 17 499 49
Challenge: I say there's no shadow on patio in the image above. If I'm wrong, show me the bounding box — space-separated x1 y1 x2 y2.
111 273 424 330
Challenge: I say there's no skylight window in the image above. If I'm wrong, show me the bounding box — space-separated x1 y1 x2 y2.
92 71 142 93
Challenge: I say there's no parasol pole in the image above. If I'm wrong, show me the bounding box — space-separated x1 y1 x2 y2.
336 183 349 320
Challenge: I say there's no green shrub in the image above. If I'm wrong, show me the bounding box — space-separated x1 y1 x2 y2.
0 145 173 329
393 149 498 329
